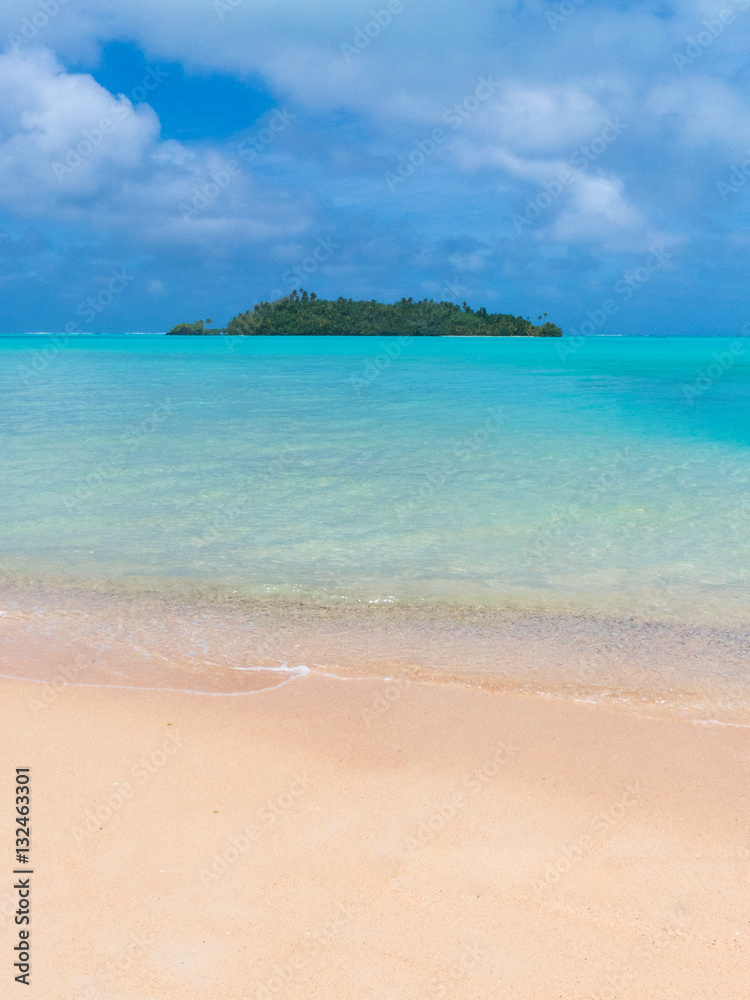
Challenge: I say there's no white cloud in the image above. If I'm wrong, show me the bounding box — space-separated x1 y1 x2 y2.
447 250 489 271
480 84 611 155
645 76 750 151
0 48 313 245
0 48 159 204
544 175 647 247
0 0 499 117
0 0 746 285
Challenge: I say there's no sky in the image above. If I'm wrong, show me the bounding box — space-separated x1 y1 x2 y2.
0 0 749 335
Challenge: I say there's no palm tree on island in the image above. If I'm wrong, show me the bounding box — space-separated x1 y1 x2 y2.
167 291 562 336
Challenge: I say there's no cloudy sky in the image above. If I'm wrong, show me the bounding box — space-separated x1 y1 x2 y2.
0 0 749 334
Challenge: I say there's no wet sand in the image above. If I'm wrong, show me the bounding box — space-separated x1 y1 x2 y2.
1 582 749 721
1 663 748 998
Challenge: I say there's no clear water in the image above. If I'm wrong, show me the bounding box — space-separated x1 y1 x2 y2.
1 334 749 626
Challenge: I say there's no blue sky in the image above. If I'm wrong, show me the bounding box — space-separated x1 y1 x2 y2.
0 0 749 334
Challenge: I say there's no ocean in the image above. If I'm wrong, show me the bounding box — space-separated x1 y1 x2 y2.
1 334 748 708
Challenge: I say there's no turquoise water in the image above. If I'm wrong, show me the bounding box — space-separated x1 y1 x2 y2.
1 335 749 625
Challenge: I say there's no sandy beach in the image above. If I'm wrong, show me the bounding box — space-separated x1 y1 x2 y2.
2 663 748 999
3 0 750 994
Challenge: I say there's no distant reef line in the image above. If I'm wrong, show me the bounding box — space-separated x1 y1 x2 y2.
167 290 563 337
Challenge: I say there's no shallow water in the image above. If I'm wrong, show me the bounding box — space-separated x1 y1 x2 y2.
2 335 749 618
0 336 750 723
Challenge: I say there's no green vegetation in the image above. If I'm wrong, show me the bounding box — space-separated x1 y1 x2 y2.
166 320 211 335
167 290 562 337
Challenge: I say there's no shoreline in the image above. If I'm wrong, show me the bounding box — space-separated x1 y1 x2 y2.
8 664 750 732
2 580 749 724
3 669 748 997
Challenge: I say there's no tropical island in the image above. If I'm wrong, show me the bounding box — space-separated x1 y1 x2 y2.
167 290 562 336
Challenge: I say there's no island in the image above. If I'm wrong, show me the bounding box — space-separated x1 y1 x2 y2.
167 290 562 336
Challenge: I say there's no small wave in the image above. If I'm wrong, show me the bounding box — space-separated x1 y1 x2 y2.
229 662 310 691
